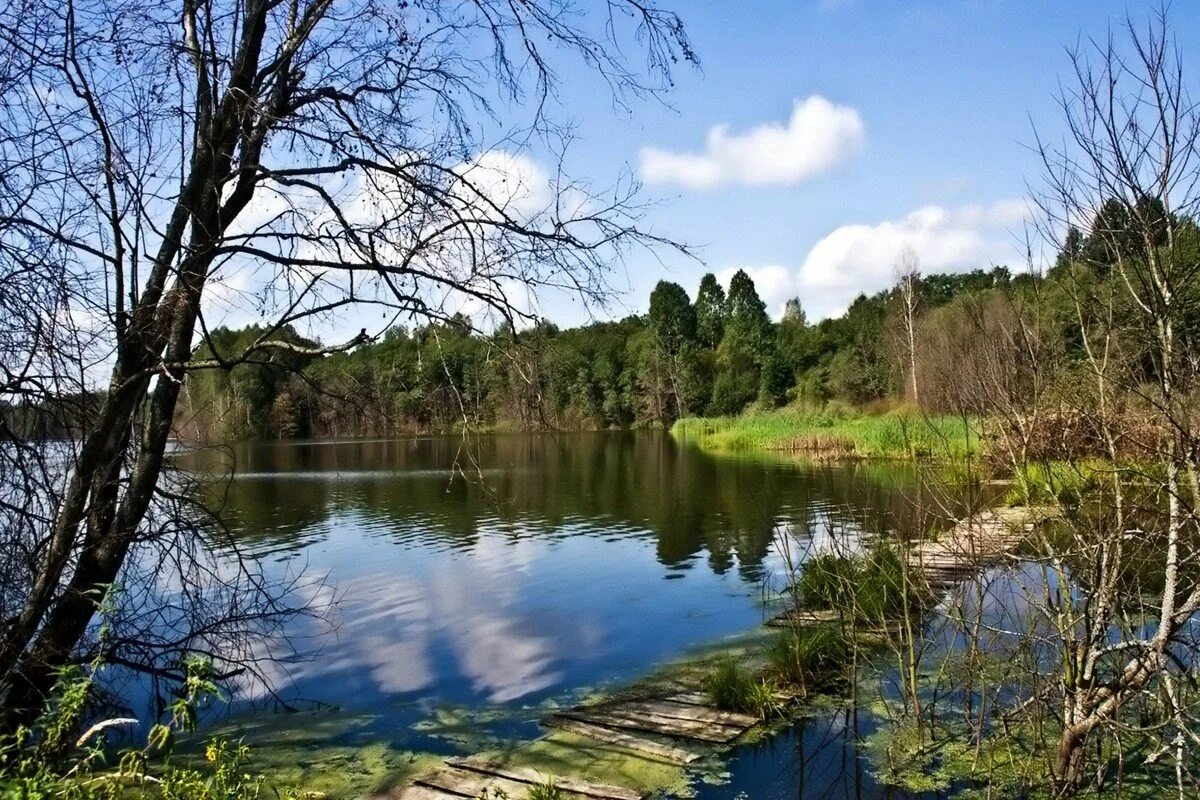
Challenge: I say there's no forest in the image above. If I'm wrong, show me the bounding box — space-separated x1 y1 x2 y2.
173 196 1194 442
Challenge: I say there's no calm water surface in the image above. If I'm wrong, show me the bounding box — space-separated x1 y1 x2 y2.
174 432 937 798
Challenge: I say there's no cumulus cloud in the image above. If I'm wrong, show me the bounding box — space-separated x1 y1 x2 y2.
639 96 865 189
720 199 1029 321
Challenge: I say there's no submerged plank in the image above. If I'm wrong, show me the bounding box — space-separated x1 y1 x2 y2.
389 784 461 800
766 607 843 628
445 759 643 800
416 767 538 799
662 690 712 707
544 716 703 764
614 699 759 729
556 708 744 743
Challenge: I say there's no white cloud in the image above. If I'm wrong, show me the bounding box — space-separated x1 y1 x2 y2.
720 199 1029 321
639 96 865 189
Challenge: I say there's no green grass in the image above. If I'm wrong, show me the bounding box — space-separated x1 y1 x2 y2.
703 658 781 719
704 657 757 712
765 625 852 690
526 777 564 800
1004 459 1110 506
794 545 924 623
671 406 978 460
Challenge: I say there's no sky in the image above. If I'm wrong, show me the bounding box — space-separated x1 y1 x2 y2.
506 0 1200 325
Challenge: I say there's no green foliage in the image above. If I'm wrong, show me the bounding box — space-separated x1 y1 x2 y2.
704 658 754 712
176 260 1039 441
765 625 851 690
796 552 859 609
794 545 921 624
703 658 778 719
672 407 977 460
1005 459 1108 506
647 281 697 357
694 273 727 349
525 777 563 800
0 657 289 800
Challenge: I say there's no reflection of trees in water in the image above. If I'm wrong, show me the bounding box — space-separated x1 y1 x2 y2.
702 705 913 800
181 433 959 581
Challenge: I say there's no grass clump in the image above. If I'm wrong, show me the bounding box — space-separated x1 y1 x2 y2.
672 406 978 460
794 545 922 624
795 552 858 609
766 625 851 691
1005 459 1108 506
526 777 564 800
703 658 780 720
704 658 756 712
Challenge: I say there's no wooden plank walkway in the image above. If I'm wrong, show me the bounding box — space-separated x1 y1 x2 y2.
543 689 760 756
905 506 1050 591
543 716 703 765
387 687 752 797
390 507 1055 800
390 758 646 799
765 607 842 629
767 505 1055 626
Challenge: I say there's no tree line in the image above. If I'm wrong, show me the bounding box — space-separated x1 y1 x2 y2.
168 268 961 440
172 260 1061 440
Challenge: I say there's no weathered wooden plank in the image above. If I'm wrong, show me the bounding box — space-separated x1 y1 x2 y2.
614 699 759 729
543 716 702 764
765 607 842 628
575 706 747 741
661 690 712 707
389 783 462 800
416 768 538 799
556 708 744 743
445 760 643 800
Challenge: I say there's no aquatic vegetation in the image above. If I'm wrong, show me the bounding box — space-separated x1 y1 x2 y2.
672 408 978 460
472 731 690 798
794 545 923 623
765 625 851 691
0 657 293 800
1004 458 1110 506
525 777 563 800
795 551 859 609
704 658 758 713
701 658 783 720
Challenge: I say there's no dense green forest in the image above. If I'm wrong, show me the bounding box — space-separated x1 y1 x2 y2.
174 199 1199 442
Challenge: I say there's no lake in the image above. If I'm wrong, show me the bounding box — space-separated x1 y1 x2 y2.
171 431 941 798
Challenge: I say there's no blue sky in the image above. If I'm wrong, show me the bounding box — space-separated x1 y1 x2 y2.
517 0 1200 324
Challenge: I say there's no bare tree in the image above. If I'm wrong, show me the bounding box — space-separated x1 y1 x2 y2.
1023 8 1200 792
893 246 922 406
0 0 694 727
